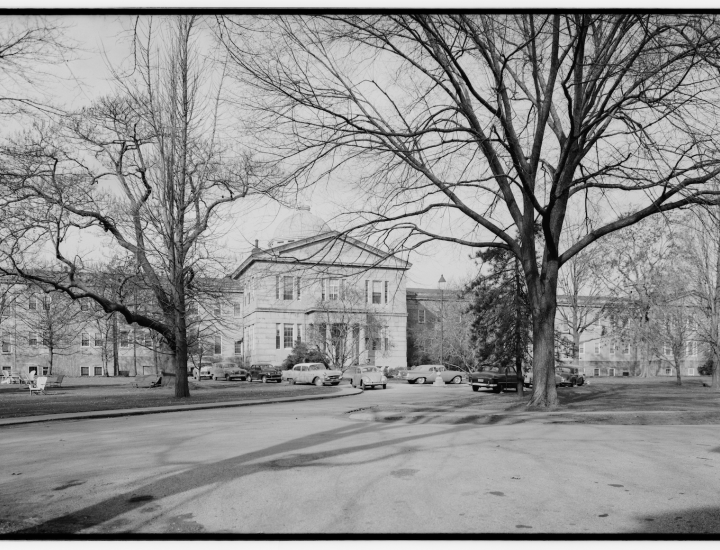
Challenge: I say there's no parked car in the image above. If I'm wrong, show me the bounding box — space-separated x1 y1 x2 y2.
400 365 464 384
523 369 562 388
281 363 342 386
556 366 585 387
349 366 387 390
248 363 283 383
470 365 523 393
211 363 249 381
193 363 214 380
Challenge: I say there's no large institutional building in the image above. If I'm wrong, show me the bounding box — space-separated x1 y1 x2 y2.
0 208 707 379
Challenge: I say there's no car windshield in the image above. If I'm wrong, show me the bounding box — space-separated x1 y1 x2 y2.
558 368 572 373
361 367 378 373
414 365 441 370
479 367 502 373
308 364 326 370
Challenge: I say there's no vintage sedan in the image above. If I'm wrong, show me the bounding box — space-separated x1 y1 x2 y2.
211 363 249 381
556 366 585 387
247 363 283 383
281 363 342 386
349 366 387 390
523 370 562 388
192 363 214 380
400 365 464 385
470 366 523 393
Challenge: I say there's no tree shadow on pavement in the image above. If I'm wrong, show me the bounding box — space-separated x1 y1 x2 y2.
12 419 478 535
628 506 720 534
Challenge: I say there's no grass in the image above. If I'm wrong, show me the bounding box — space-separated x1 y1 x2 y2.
0 378 341 419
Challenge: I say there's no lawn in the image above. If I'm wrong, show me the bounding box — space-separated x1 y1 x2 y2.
0 378 342 419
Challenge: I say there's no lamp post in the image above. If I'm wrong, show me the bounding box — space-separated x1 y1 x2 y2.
438 274 446 365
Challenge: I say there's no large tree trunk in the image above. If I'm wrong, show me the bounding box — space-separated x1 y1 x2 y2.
173 300 191 398
514 257 524 396
674 357 682 386
527 278 559 408
712 221 720 390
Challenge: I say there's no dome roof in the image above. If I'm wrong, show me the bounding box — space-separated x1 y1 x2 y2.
269 206 331 247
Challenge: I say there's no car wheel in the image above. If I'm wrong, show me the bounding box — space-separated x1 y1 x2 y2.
472 385 480 392
287 378 293 385
262 376 268 384
492 385 502 393
226 374 230 381
313 377 323 387
382 384 386 389
451 376 462 384
416 377 426 385
577 378 584 386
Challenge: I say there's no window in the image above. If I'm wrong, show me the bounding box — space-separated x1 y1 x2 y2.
284 324 294 348
81 367 89 376
372 281 382 304
623 343 630 355
81 333 90 347
42 332 49 347
365 280 369 303
665 367 672 375
688 368 695 376
144 332 152 348
276 276 280 299
297 324 302 344
328 278 340 301
94 367 103 376
234 340 242 355
593 368 600 376
233 303 241 317
1 341 9 353
214 334 222 355
579 342 585 356
296 277 301 300
687 315 696 331
276 324 281 349
28 333 37 347
29 295 37 310
610 343 616 356
213 303 222 316
418 309 426 324
385 281 388 304
2 366 10 374
283 276 294 300
594 342 600 354
120 331 129 348
609 368 615 376
686 341 697 356
664 343 671 355
40 366 49 376
80 300 89 312
94 333 102 347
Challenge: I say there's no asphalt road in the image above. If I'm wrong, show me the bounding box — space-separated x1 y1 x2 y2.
1 381 718 536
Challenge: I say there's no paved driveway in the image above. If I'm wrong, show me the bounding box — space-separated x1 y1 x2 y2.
1 382 718 535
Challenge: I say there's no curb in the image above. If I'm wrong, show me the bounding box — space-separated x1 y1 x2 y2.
0 386 364 428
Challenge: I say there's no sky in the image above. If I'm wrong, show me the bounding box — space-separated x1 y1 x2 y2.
9 14 480 290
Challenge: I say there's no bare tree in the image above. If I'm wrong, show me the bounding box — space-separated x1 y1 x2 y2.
557 219 608 361
307 283 389 372
14 288 85 375
0 16 279 397
678 206 720 389
220 14 720 408
0 16 75 118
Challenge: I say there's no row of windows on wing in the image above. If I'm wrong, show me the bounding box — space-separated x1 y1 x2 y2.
576 340 700 357
273 323 390 351
243 276 393 304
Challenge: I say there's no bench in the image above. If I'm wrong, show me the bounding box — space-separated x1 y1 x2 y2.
133 374 162 388
44 375 65 388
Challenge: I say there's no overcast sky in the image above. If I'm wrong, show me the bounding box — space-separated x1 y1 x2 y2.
28 14 478 290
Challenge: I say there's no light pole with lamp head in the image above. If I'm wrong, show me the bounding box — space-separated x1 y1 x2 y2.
438 274 446 365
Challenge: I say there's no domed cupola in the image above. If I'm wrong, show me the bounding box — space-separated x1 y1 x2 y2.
269 205 331 248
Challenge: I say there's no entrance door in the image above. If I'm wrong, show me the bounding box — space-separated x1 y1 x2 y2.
609 368 615 376
366 338 376 365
